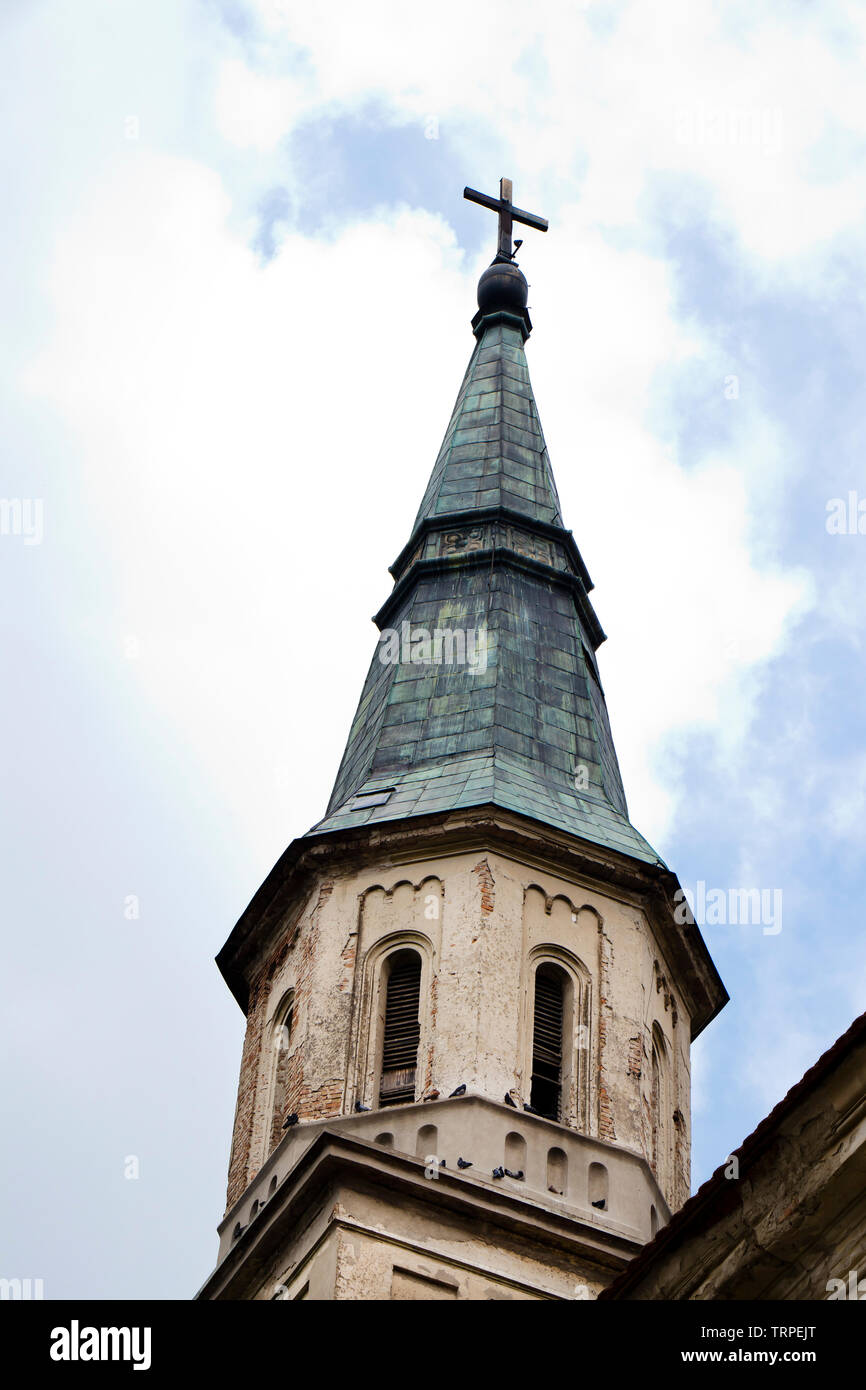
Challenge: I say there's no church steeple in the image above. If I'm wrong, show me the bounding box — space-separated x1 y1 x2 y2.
202 182 727 1304
312 192 658 867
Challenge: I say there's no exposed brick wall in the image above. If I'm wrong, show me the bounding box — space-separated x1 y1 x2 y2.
292 1079 344 1121
339 929 356 989
473 857 495 914
598 1083 615 1141
285 884 335 1123
423 972 438 1093
225 975 267 1210
224 882 337 1212
597 927 616 1141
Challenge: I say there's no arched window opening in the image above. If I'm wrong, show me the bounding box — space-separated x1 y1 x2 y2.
505 1131 526 1176
416 1124 438 1158
547 1146 567 1196
589 1161 608 1211
379 950 421 1107
530 964 566 1120
269 992 295 1152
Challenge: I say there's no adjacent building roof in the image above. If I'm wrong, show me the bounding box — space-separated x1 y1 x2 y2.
599 1007 866 1299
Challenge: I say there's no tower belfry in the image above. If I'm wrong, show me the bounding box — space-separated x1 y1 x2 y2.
199 182 726 1303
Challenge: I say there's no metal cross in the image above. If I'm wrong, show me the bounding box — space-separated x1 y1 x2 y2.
463 177 548 261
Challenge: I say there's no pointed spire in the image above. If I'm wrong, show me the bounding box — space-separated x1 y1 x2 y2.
308 214 661 869
412 293 563 532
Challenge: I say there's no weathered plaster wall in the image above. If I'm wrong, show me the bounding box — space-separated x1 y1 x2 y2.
225 842 693 1213
243 1182 614 1302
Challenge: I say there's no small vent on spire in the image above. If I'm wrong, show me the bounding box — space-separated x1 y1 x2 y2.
350 788 394 810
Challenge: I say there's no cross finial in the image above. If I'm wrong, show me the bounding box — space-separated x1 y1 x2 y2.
463 177 548 262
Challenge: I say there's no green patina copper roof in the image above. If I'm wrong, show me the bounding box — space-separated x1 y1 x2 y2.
307 286 663 870
412 316 564 530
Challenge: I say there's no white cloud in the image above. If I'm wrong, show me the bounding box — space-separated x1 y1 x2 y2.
8 0 855 880
20 140 814 858
526 217 813 841
22 152 472 865
214 58 307 151
243 0 866 269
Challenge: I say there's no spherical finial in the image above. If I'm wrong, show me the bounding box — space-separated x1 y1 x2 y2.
476 258 529 316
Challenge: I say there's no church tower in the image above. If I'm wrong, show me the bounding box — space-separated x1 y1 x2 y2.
199 181 727 1302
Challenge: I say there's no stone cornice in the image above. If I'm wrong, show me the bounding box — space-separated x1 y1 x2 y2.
196 1122 647 1300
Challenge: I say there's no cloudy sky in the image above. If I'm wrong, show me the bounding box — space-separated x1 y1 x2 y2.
2 0 865 1298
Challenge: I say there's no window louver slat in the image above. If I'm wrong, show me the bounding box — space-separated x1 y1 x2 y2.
533 974 563 1066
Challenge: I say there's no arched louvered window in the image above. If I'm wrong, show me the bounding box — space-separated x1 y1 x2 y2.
530 964 566 1120
379 951 421 1107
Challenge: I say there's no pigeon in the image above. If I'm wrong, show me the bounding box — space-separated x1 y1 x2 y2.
282 1113 299 1129
523 1103 540 1116
504 1092 517 1108
492 1166 505 1179
504 1168 524 1181
422 1089 440 1102
354 1100 371 1113
591 1198 606 1210
439 1159 446 1168
457 1157 473 1169
449 1084 467 1098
